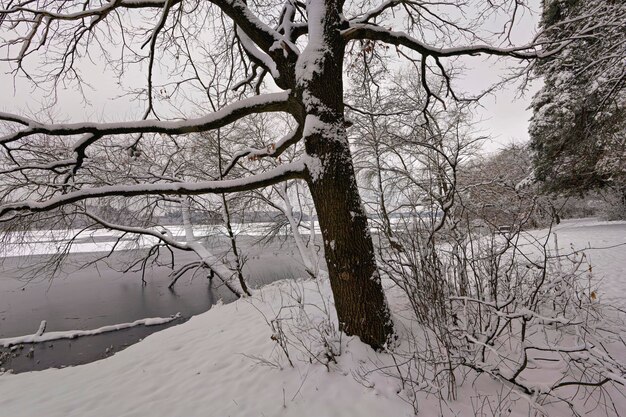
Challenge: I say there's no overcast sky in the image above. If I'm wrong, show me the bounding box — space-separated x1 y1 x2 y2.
0 0 542 155
461 55 541 154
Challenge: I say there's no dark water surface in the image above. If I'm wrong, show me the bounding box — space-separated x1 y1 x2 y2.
0 237 305 373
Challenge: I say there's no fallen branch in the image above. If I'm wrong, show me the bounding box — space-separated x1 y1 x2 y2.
0 314 181 348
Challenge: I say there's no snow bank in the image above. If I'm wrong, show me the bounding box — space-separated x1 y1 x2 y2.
0 280 414 417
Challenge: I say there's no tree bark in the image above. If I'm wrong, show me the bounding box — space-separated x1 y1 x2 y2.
296 0 393 349
307 145 394 349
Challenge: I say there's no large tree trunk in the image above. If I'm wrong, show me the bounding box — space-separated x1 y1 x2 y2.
296 0 394 349
307 145 394 349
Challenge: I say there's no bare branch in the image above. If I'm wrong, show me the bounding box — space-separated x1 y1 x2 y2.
342 24 542 59
222 124 303 177
0 159 307 218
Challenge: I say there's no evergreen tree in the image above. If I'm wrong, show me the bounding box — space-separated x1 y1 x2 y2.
529 0 625 195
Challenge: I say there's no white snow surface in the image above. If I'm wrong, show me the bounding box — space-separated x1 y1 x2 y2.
525 218 626 308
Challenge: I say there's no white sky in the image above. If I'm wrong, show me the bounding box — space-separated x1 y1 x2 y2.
459 55 541 154
0 0 542 154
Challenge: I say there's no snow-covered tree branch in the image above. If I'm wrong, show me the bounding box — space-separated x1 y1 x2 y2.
0 159 307 218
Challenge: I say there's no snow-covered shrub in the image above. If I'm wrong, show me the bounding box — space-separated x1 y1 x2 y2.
254 278 342 370
377 217 626 416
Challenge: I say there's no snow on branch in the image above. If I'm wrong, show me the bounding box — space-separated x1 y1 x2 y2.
0 315 181 348
342 24 543 59
0 159 307 218
349 0 402 25
222 125 303 177
0 0 136 21
210 0 283 51
0 92 293 144
120 0 283 49
80 209 245 296
236 27 280 79
0 159 77 175
0 112 32 126
118 0 183 8
80 210 191 253
0 0 281 58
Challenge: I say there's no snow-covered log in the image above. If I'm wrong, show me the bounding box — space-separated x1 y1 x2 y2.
0 314 181 348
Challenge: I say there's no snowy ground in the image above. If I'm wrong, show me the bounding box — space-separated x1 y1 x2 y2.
0 218 624 417
538 218 626 308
